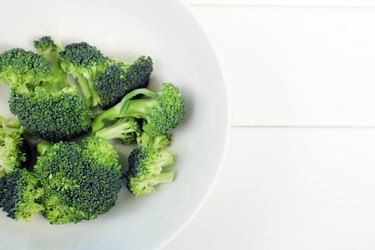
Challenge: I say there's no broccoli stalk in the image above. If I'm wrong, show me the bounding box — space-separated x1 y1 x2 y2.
95 118 141 144
34 36 69 92
0 117 26 177
37 140 52 155
92 83 185 137
136 132 171 150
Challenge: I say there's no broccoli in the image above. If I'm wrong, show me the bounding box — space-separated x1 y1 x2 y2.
0 46 94 141
95 118 141 144
35 137 122 224
9 86 93 141
34 36 69 91
126 146 175 197
0 169 44 221
0 117 26 177
92 83 185 137
93 56 153 108
0 48 51 87
136 132 171 150
59 42 109 107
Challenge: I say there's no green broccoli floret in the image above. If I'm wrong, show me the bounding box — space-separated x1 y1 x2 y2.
59 42 109 107
95 118 141 144
9 86 93 141
0 45 94 141
136 132 171 150
35 137 122 224
34 36 69 91
126 146 174 197
93 56 153 108
0 48 52 87
92 83 185 136
0 117 26 177
0 169 44 221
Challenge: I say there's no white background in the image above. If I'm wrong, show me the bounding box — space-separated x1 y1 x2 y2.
165 1 375 249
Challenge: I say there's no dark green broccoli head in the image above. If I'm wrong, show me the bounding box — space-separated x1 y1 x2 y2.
59 42 109 107
93 56 153 108
9 86 93 141
0 117 26 177
95 118 141 144
59 42 107 70
92 83 185 136
0 169 44 221
126 146 174 197
35 138 122 224
0 48 52 87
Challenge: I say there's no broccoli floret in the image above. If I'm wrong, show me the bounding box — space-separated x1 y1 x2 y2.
136 132 171 150
0 169 44 221
34 36 57 53
92 83 185 136
59 42 109 107
0 48 52 87
126 146 174 197
0 117 26 177
35 137 122 224
0 46 93 141
34 36 69 91
95 118 141 144
93 56 153 108
9 86 93 141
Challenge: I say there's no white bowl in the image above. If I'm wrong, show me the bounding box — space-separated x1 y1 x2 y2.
0 0 229 249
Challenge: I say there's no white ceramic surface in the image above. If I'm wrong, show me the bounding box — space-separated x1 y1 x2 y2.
0 0 229 249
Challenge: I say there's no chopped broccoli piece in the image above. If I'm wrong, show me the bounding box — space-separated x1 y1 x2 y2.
95 118 141 144
93 56 153 108
0 42 94 141
35 137 122 224
0 169 44 221
0 117 26 177
34 36 69 91
126 146 174 197
136 132 171 150
59 42 109 107
0 48 52 87
9 86 93 141
92 83 185 137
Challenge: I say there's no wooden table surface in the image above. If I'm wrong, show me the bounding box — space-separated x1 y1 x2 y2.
165 1 375 249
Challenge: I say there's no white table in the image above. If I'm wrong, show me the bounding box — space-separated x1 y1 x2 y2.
165 1 375 249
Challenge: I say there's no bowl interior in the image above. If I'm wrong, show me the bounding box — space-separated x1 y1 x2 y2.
0 0 228 249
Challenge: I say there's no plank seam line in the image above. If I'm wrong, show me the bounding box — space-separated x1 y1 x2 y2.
189 3 375 9
231 125 375 128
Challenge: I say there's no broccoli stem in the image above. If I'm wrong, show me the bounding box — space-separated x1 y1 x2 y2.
37 45 70 91
75 75 93 107
37 140 52 155
95 121 137 140
92 88 158 132
154 153 174 169
42 80 69 93
147 172 175 186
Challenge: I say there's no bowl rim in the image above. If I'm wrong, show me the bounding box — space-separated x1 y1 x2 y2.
157 1 231 249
